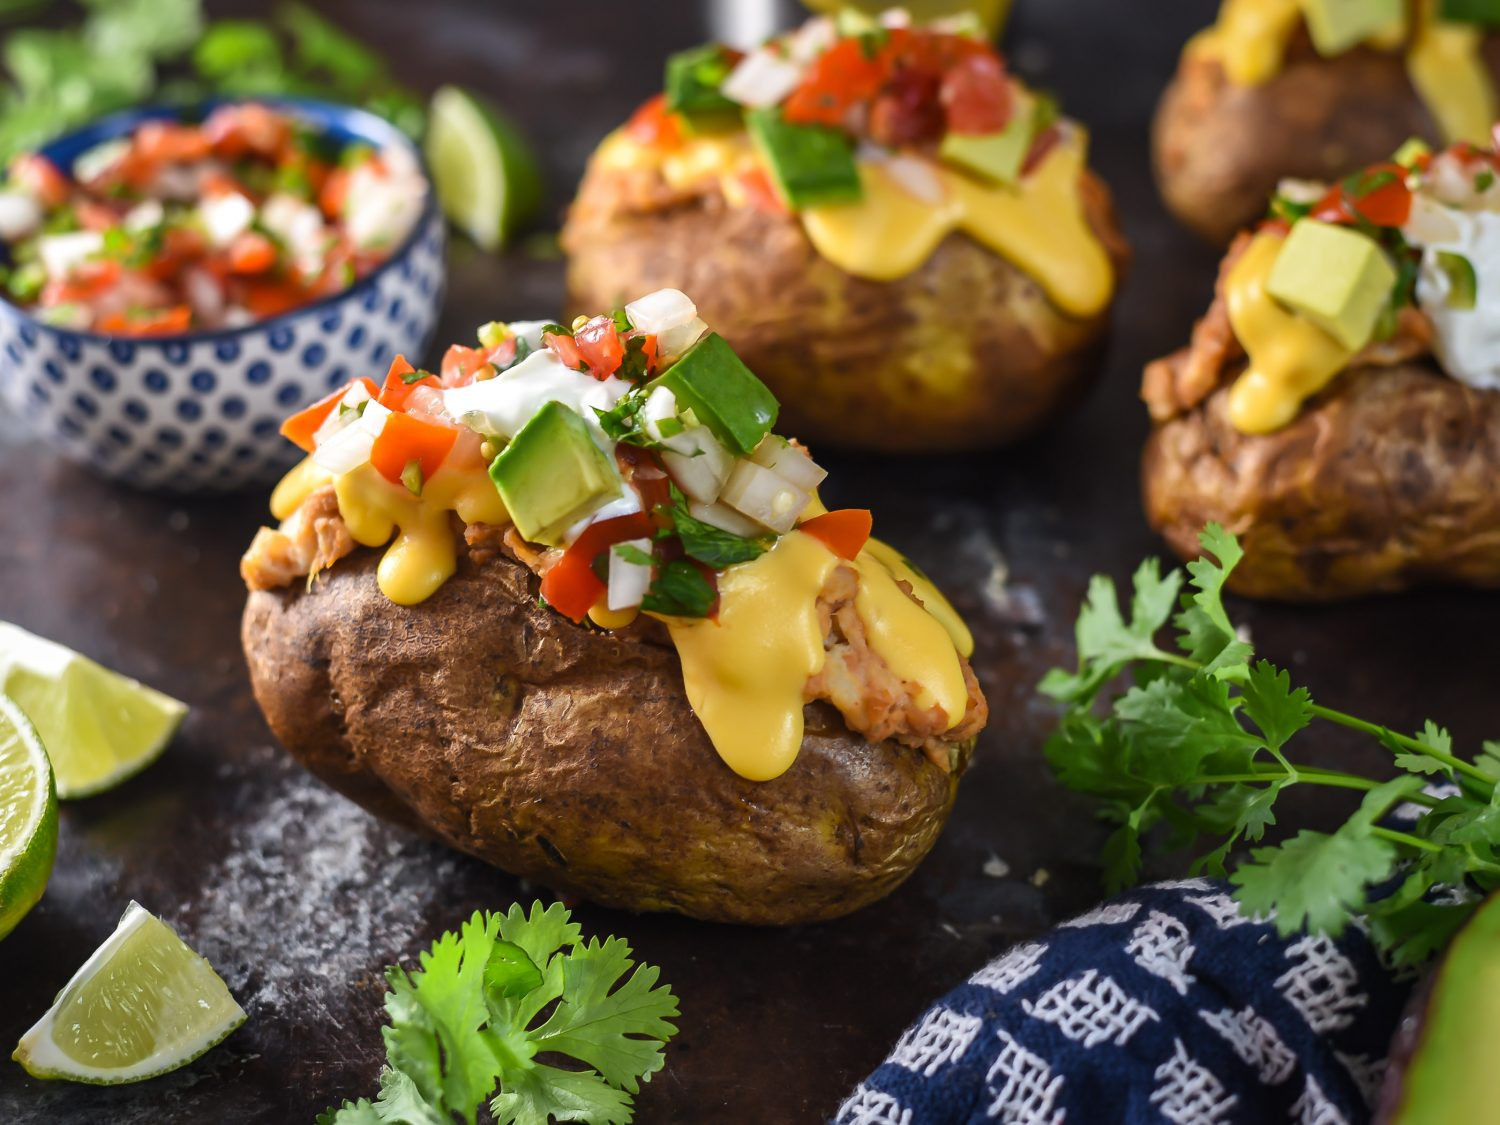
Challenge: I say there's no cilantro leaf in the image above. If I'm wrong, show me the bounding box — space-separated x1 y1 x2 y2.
641 560 716 618
1239 660 1312 752
491 1064 635 1125
662 501 769 569
1232 824 1396 937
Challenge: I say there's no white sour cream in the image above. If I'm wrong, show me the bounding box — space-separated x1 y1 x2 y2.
1411 207 1500 390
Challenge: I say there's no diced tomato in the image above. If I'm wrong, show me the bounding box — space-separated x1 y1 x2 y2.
624 94 683 149
784 38 885 127
318 166 350 220
940 52 1012 135
1345 162 1412 227
573 315 625 380
370 410 459 486
868 66 945 147
440 344 492 387
1020 124 1062 177
642 333 659 371
134 121 211 165
616 444 673 517
198 168 244 199
43 259 123 304
10 154 69 208
203 103 293 160
1258 216 1292 238
227 231 278 275
539 513 655 623
544 329 584 371
95 305 194 337
75 201 120 232
241 278 307 319
148 225 209 282
799 508 873 560
738 166 789 215
278 376 381 452
377 354 441 411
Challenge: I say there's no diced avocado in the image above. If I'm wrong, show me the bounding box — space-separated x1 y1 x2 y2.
939 91 1037 185
1380 892 1500 1125
664 45 739 119
489 401 621 547
649 333 778 456
744 107 862 210
1266 219 1398 350
1393 136 1433 169
1440 0 1500 27
1299 0 1403 56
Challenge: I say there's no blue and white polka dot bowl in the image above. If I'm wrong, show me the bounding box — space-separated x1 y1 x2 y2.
0 98 446 492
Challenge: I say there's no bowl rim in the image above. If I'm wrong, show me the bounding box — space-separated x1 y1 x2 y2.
0 95 442 349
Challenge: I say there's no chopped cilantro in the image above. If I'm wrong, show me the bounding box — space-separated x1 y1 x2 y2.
659 491 770 569
612 542 654 567
401 367 434 385
400 458 422 496
641 559 716 618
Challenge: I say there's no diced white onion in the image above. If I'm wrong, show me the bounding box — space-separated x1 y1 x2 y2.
37 303 90 329
0 191 41 241
312 381 375 447
660 425 734 503
880 7 913 27
123 200 165 232
1273 177 1326 205
624 288 697 336
37 231 104 280
607 537 654 611
71 139 129 186
750 435 827 491
260 193 324 256
198 192 255 248
882 154 945 205
719 459 810 534
786 16 835 64
344 163 423 251
182 266 224 323
687 499 768 539
358 399 393 437
722 48 804 108
656 316 708 363
312 423 375 475
641 386 679 434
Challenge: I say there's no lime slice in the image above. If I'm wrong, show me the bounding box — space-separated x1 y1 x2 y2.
0 622 187 799
0 694 57 941
14 901 245 1084
425 84 544 252
802 0 1011 34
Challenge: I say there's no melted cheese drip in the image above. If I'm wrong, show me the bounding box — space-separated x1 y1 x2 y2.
334 464 509 605
661 530 970 781
593 127 1114 319
800 132 1113 317
1191 0 1493 144
270 456 333 521
861 538 974 659
1225 230 1355 433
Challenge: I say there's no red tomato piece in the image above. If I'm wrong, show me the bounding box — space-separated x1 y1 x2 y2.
783 38 885 127
96 305 194 337
573 315 625 379
624 94 683 149
798 509 873 560
544 330 584 371
868 67 945 147
318 166 350 220
1020 124 1062 177
134 122 212 165
278 376 382 452
376 355 441 411
1344 162 1412 228
75 201 121 232
940 52 1012 135
738 167 789 215
241 279 307 319
440 344 492 386
226 231 278 275
10 154 69 208
203 103 293 160
538 513 655 623
369 410 459 486
616 444 673 517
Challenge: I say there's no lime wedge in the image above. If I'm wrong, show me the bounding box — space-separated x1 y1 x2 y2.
0 694 57 941
14 901 245 1084
425 84 544 252
0 622 187 799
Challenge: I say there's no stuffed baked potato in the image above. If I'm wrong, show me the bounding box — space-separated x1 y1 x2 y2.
1143 134 1500 599
242 291 987 924
563 10 1128 452
1155 0 1500 245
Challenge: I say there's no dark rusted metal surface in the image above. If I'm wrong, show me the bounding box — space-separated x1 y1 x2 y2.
1 1 1489 1120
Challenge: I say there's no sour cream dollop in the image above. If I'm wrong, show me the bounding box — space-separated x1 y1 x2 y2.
1410 204 1500 391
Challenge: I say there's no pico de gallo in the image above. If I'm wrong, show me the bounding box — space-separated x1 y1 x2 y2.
242 287 987 782
0 102 427 335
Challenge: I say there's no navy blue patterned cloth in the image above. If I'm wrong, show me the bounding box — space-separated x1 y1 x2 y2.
834 879 1413 1124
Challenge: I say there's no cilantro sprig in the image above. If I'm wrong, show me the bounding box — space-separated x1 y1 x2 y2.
321 901 679 1125
1042 524 1500 965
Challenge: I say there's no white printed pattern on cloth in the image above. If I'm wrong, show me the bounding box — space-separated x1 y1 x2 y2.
984 1029 1065 1125
1126 911 1196 996
1291 1073 1350 1125
1198 1005 1296 1085
835 1085 914 1125
1057 901 1140 929
1334 1051 1387 1109
891 1007 984 1078
1149 1038 1239 1124
971 941 1049 997
1022 971 1159 1047
1275 935 1367 1034
1185 891 1259 929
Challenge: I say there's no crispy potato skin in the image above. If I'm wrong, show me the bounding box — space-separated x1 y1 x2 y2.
242 549 970 924
1143 361 1500 600
1153 39 1500 245
562 173 1127 452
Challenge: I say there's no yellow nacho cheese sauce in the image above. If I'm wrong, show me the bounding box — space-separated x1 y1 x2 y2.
593 127 1114 319
269 459 972 782
1189 0 1496 146
1224 230 1355 433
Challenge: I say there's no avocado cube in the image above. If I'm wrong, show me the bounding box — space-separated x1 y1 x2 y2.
1440 0 1500 27
1266 219 1398 350
744 107 862 210
649 333 779 456
1300 0 1403 56
664 45 739 118
939 92 1037 184
489 401 621 547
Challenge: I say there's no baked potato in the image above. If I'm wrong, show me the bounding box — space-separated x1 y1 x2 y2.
241 292 987 924
1154 1 1500 245
1142 135 1500 599
562 11 1128 452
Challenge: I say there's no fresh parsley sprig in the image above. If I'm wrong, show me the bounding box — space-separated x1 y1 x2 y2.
1041 524 1500 965
320 901 679 1125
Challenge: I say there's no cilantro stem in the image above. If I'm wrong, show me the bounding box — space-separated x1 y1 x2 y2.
1195 768 1437 804
1370 826 1444 854
1307 704 1494 789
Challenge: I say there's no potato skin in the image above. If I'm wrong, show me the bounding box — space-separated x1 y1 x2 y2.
562 173 1127 452
1153 39 1500 246
1143 361 1500 600
242 549 970 924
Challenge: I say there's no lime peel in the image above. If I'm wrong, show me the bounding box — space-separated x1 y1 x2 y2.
0 693 57 941
425 84 543 252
